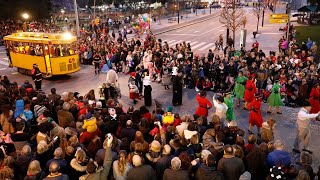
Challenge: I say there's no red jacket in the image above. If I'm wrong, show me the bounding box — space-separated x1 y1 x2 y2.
195 94 212 117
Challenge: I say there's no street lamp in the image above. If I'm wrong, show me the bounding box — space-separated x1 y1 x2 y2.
22 13 29 20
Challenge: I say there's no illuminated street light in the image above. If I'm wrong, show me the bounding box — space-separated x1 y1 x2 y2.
22 13 29 20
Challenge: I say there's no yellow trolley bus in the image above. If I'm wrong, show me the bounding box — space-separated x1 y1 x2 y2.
4 32 80 77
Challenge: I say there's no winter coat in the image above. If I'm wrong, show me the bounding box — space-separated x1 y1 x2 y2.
82 117 98 133
0 110 15 134
163 168 190 180
155 155 173 180
24 171 46 180
57 109 75 128
202 130 224 151
195 164 224 180
266 150 291 168
69 159 87 180
79 147 113 180
127 165 156 180
261 122 275 143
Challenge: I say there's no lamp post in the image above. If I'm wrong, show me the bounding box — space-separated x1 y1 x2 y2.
22 13 29 31
262 5 265 27
74 0 80 37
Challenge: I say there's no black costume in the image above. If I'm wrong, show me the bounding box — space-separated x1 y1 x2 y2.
172 75 183 106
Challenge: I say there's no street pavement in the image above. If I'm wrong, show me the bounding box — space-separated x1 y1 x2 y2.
1 6 320 170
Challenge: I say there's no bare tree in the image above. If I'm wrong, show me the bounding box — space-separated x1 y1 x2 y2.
219 0 245 46
253 3 263 33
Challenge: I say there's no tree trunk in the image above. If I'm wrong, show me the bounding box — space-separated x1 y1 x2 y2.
256 17 260 32
233 30 235 47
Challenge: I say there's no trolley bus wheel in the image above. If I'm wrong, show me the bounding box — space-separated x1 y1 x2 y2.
17 68 32 76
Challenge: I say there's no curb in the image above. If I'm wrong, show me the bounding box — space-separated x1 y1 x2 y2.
153 11 221 35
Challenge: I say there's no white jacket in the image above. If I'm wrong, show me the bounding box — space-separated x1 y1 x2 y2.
213 95 228 119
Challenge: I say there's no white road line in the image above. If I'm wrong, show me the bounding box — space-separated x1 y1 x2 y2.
191 42 207 50
0 61 9 66
166 40 176 44
169 40 182 47
0 52 6 54
198 43 215 51
198 25 224 36
0 68 7 71
189 41 198 46
211 46 216 50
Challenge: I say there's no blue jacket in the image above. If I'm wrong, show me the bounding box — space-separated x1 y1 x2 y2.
266 150 291 168
14 99 24 118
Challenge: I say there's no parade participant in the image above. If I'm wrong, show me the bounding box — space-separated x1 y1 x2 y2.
213 94 228 125
267 80 283 114
31 63 42 91
293 101 320 154
224 92 235 126
163 106 174 126
172 70 183 106
244 75 256 109
234 71 247 107
129 81 139 105
93 52 101 74
309 82 320 115
248 93 264 135
143 76 152 107
195 91 212 118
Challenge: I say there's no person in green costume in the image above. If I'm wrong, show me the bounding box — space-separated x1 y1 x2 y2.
267 80 283 114
224 92 236 126
234 71 248 107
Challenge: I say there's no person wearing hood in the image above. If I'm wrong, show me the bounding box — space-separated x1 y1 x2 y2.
143 76 152 106
244 75 256 110
195 154 223 180
248 93 264 136
80 112 102 145
224 92 236 126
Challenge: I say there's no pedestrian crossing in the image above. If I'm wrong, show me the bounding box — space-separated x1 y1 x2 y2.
162 39 216 52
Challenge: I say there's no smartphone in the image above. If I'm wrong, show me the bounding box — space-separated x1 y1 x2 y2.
107 133 111 139
53 136 58 141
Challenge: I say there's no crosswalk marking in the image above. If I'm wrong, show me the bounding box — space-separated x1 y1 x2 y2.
191 42 206 50
168 40 182 46
189 41 198 46
166 40 176 44
198 43 215 51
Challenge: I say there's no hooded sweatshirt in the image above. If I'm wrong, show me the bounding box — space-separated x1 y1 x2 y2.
82 117 98 133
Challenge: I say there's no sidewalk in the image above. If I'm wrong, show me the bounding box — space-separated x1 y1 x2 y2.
150 8 221 34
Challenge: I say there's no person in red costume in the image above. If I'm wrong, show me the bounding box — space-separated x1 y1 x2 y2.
195 91 212 117
309 82 320 115
244 75 257 109
248 93 264 136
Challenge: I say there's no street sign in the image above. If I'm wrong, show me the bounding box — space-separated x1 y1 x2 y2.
269 14 289 24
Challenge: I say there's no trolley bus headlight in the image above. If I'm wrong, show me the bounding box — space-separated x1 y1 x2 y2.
63 32 72 40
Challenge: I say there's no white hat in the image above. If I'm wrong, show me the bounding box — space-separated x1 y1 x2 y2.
171 157 181 170
184 130 197 140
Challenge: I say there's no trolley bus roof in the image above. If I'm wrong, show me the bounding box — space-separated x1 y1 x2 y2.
4 32 77 44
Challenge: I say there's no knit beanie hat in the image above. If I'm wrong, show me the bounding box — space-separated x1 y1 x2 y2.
167 106 173 112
